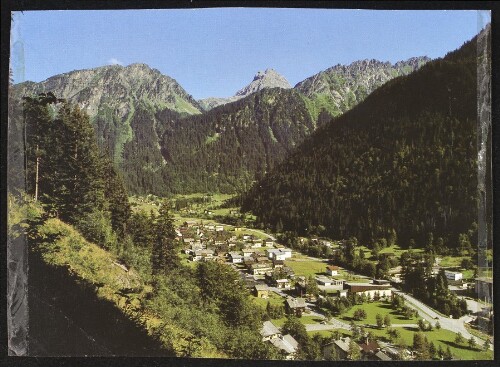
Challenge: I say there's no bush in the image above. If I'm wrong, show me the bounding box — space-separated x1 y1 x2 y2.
353 308 367 320
75 209 118 251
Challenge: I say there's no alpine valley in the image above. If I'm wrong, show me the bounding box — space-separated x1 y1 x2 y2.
8 24 493 361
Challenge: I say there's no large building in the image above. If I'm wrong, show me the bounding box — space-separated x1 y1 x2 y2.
344 283 392 298
444 270 463 281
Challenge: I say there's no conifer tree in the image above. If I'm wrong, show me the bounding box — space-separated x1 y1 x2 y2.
151 200 178 275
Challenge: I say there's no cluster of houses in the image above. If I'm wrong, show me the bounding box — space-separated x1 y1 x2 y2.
178 221 283 262
260 321 299 359
229 248 294 277
323 336 409 361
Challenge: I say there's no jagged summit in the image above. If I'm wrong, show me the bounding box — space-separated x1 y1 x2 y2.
198 68 291 111
235 68 291 97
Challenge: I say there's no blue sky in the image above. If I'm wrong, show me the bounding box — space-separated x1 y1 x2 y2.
11 9 489 99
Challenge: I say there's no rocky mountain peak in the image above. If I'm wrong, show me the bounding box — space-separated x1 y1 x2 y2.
235 68 291 97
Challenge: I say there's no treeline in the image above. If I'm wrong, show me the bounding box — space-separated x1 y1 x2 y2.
243 32 483 251
15 95 278 359
401 251 468 318
21 93 130 241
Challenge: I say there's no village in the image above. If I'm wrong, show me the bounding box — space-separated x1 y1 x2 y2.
174 217 493 361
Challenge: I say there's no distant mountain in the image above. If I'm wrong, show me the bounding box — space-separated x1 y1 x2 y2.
294 57 430 119
242 31 487 250
10 57 431 196
198 96 240 111
198 68 291 111
11 63 202 195
235 68 292 97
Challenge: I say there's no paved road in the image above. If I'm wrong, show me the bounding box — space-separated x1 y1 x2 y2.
245 228 276 241
305 317 352 332
393 290 489 348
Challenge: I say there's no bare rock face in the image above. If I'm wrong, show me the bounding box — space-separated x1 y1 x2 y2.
13 63 202 118
198 96 240 111
235 68 292 97
11 63 203 195
198 69 291 111
294 56 431 116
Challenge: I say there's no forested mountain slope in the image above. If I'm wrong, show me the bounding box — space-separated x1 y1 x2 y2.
11 64 201 195
242 30 488 250
159 87 317 193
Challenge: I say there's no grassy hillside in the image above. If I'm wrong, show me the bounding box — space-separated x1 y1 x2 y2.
28 215 224 357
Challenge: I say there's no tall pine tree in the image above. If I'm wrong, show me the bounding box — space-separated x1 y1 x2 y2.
151 200 179 275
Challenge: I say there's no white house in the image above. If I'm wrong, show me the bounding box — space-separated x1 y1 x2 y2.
215 225 224 232
275 278 291 289
265 240 275 247
229 252 243 264
273 252 287 261
326 265 340 276
252 240 263 248
444 270 463 281
280 248 292 259
266 249 280 259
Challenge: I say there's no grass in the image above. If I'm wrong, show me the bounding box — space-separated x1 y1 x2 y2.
341 301 419 325
234 228 271 240
438 255 467 268
285 258 328 277
357 244 424 262
464 324 492 343
461 269 475 280
252 293 285 309
179 253 197 269
129 196 160 214
271 315 323 328
369 326 492 360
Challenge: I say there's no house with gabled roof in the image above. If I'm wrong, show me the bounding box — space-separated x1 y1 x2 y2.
270 334 299 360
260 321 281 341
254 284 270 298
285 297 307 316
326 265 340 276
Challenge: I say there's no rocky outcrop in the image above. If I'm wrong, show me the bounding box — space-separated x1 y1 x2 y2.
235 68 291 97
294 56 430 117
198 68 291 111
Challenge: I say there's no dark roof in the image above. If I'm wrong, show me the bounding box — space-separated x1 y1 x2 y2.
372 279 391 284
286 297 307 309
254 284 269 291
360 340 380 353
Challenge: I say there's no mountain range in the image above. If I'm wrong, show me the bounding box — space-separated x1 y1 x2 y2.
11 56 429 195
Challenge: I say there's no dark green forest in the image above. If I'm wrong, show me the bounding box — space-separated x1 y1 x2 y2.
242 33 485 250
158 88 321 193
